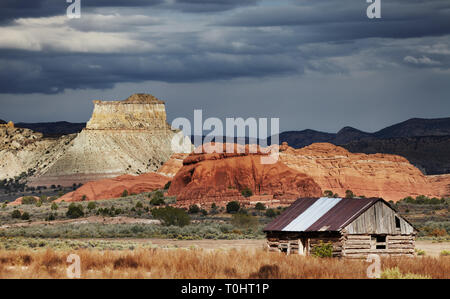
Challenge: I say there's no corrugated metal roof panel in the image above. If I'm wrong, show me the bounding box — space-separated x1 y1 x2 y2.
263 198 318 231
306 198 380 231
282 197 342 232
263 197 389 233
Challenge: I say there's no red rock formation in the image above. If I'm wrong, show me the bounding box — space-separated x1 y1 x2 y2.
279 142 438 202
167 143 322 204
428 174 450 198
55 172 170 202
157 153 188 177
8 196 40 206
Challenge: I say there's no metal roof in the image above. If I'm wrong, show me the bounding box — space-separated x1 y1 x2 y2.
264 197 382 232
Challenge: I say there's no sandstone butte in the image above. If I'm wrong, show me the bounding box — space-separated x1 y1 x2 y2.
55 172 170 202
27 93 191 187
167 143 323 206
278 142 440 202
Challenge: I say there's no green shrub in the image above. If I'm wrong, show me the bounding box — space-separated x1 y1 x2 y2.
46 213 56 221
345 190 354 199
265 208 276 218
226 201 240 214
311 241 333 258
241 187 253 198
255 202 266 211
122 190 129 197
66 203 84 219
87 202 96 211
323 190 334 197
21 212 30 220
150 192 165 206
231 213 258 229
151 206 190 227
440 250 450 256
135 202 143 209
415 248 426 256
200 209 208 216
51 202 58 211
11 210 21 219
188 204 200 214
21 196 37 205
380 267 431 279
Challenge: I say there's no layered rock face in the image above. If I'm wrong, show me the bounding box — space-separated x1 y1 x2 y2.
0 126 75 180
279 142 437 202
428 174 450 198
55 172 170 202
29 94 187 186
167 143 322 205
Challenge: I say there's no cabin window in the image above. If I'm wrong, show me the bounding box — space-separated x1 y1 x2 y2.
395 216 401 230
372 235 387 250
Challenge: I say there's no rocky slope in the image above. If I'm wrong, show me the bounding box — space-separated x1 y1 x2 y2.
3 93 189 187
279 142 437 202
427 174 450 198
167 143 322 205
0 126 75 180
156 153 189 177
55 172 170 202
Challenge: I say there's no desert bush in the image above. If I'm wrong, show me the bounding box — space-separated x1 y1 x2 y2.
121 190 129 197
11 210 21 219
265 209 276 218
21 212 30 220
231 213 258 229
50 202 58 211
226 201 240 214
255 202 266 211
150 191 165 206
345 190 354 199
87 202 96 211
188 204 200 214
249 264 280 279
415 248 426 256
151 206 190 227
380 267 431 279
21 196 37 205
311 241 333 258
323 190 334 197
66 203 84 219
241 187 253 198
440 250 450 256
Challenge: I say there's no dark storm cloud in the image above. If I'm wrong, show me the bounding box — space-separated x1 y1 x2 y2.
0 0 449 95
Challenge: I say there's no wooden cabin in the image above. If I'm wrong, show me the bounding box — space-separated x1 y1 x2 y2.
264 197 417 258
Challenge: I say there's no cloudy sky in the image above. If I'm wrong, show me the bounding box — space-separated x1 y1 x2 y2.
0 0 449 133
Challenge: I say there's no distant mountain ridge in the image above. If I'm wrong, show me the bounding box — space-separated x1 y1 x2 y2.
8 117 450 175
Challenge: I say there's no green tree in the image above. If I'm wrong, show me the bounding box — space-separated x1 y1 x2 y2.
265 208 276 218
188 204 200 214
66 203 84 219
122 190 129 197
323 190 334 197
163 181 171 190
255 202 266 211
51 202 58 211
11 209 21 219
150 191 165 206
21 212 30 220
226 201 241 214
241 187 253 198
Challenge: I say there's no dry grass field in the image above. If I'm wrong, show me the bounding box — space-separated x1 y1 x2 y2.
0 248 448 279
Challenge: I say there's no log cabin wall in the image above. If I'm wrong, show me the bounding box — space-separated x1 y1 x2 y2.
343 201 415 235
266 232 344 257
341 234 415 258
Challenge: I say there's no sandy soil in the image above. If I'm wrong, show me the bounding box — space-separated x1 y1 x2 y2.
415 240 450 257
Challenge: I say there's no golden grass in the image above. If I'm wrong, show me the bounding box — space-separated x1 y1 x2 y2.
0 248 448 279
